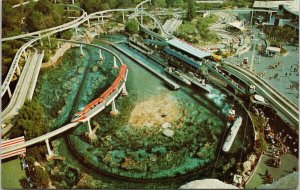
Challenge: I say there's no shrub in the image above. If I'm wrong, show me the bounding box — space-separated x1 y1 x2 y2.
125 19 139 34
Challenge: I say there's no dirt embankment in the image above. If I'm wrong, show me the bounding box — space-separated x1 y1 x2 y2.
128 93 182 128
42 24 107 68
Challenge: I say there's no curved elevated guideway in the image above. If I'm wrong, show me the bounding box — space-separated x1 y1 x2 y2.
1 5 160 155
1 41 128 158
2 0 298 160
2 5 87 42
222 62 299 129
2 50 44 123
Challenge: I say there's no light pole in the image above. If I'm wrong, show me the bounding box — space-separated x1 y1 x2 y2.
249 38 259 72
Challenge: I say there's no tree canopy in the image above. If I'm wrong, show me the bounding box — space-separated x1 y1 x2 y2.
265 26 296 47
31 166 50 188
125 19 139 34
11 99 48 140
25 0 64 32
186 0 196 21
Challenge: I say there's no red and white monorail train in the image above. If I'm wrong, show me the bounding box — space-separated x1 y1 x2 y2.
72 64 127 122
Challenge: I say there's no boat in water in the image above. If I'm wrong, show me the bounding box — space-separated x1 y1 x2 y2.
165 67 191 85
222 116 243 152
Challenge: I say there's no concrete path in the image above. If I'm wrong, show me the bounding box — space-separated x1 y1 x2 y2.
246 146 298 188
227 27 299 106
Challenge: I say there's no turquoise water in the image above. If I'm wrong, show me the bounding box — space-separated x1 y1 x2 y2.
33 34 255 188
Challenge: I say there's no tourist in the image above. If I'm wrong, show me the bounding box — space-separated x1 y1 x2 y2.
265 169 269 177
283 146 287 154
266 174 273 184
283 135 287 143
294 148 297 154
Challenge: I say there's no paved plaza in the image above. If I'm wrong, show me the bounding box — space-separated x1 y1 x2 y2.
246 146 298 188
228 27 299 106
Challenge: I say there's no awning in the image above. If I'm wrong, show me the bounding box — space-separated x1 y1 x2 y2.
167 38 211 59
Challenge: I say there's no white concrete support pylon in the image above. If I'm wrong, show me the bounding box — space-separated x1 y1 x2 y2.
250 11 253 26
7 85 12 98
16 63 21 75
47 35 51 48
110 99 119 115
98 17 100 22
45 139 54 160
122 85 128 96
122 11 125 23
80 44 84 56
113 56 118 68
87 18 90 28
39 33 43 46
23 50 28 61
75 26 78 35
87 119 93 134
141 5 143 25
57 41 60 48
99 49 103 61
87 119 96 139
101 14 104 25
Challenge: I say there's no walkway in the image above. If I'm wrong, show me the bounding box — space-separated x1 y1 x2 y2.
246 147 298 188
227 27 299 106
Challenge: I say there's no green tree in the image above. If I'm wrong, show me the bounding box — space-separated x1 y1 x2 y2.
199 65 208 76
26 11 46 31
152 0 166 7
58 30 73 40
255 137 268 154
34 0 53 15
80 0 110 14
166 0 173 7
186 0 196 21
13 99 47 140
177 23 198 35
2 2 23 37
125 19 139 34
31 166 50 188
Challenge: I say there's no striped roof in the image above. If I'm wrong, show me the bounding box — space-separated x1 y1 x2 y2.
1 136 26 159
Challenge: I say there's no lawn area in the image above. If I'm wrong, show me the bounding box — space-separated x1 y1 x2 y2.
1 157 26 189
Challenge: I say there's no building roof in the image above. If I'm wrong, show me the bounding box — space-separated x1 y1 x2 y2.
253 0 299 15
283 0 299 15
267 46 281 52
167 38 211 59
228 21 245 31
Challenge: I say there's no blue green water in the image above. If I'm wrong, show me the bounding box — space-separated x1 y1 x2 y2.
33 34 255 188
